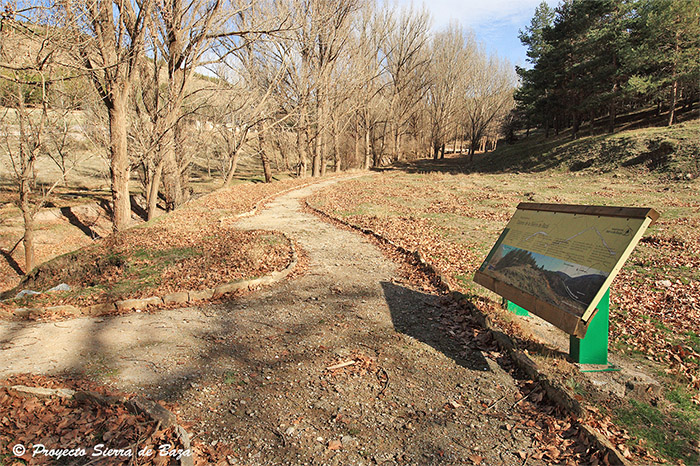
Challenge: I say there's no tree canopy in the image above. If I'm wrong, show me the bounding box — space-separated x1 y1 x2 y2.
515 0 699 138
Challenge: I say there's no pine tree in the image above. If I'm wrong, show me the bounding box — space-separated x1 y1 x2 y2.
515 1 555 135
634 0 700 125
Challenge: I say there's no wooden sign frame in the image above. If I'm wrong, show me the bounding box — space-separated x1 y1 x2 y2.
474 203 659 338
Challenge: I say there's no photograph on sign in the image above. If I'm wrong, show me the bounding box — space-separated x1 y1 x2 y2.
483 241 608 317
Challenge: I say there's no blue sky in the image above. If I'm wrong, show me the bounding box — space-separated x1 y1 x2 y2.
390 0 558 68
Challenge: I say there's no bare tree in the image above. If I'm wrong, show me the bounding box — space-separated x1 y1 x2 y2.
350 1 391 169
425 25 469 160
63 0 151 232
463 51 515 162
383 5 431 162
262 0 361 177
0 7 81 272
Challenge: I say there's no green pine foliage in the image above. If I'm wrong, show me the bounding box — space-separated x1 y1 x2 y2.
514 0 699 138
494 248 539 271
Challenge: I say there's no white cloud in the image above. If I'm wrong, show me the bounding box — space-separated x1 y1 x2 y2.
389 0 552 31
386 0 558 65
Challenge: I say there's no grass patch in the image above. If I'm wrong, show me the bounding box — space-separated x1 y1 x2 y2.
615 398 699 464
223 371 245 385
685 332 700 354
131 246 200 264
307 122 700 462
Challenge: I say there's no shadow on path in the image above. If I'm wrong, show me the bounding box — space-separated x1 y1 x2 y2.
382 281 489 371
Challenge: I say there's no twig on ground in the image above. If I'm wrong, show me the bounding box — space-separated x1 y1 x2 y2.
377 367 389 398
486 394 506 410
512 385 539 409
326 360 356 371
120 357 159 371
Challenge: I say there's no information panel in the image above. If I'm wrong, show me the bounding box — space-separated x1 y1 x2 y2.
474 203 659 338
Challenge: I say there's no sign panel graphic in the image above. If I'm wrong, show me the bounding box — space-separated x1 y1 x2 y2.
474 203 659 337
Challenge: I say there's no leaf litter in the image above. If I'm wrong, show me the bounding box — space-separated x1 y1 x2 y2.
307 171 696 463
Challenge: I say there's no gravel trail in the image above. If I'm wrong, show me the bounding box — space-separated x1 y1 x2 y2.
0 177 548 465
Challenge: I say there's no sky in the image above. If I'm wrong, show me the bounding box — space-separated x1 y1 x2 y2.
392 0 558 69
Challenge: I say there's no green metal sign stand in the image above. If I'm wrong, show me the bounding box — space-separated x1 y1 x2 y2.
570 288 610 365
504 299 529 316
505 288 611 366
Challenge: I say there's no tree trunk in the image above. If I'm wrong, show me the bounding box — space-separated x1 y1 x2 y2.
354 119 361 168
668 29 680 126
20 187 35 274
160 112 183 211
258 126 273 183
392 122 400 162
469 139 478 163
364 126 372 170
320 120 328 176
161 144 181 211
261 152 273 183
452 125 459 154
147 160 163 220
223 148 240 186
668 79 678 126
282 143 290 170
334 127 341 172
312 134 321 177
296 118 308 178
108 100 131 232
206 149 211 178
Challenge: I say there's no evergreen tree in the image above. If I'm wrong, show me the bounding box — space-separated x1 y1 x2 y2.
514 0 699 137
633 0 700 125
515 1 555 135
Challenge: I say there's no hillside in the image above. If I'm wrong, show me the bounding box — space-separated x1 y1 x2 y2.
473 119 699 178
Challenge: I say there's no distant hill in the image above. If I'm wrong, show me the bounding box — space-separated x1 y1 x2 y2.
546 271 607 307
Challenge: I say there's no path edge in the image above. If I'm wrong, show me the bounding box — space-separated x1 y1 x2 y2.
11 232 298 321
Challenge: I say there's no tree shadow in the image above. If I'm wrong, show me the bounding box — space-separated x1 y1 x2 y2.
60 207 102 240
381 281 489 371
129 195 149 222
0 247 24 277
96 198 113 219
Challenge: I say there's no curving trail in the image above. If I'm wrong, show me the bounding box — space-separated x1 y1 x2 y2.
0 177 549 464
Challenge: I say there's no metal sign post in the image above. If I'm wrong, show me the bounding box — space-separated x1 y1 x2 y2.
504 299 529 316
569 288 610 365
507 289 610 365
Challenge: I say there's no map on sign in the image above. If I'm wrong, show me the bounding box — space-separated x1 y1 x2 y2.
474 203 658 337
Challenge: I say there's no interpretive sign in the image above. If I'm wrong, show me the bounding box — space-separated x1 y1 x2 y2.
474 203 659 338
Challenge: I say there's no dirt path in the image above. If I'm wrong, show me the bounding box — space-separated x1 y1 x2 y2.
1 177 552 465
